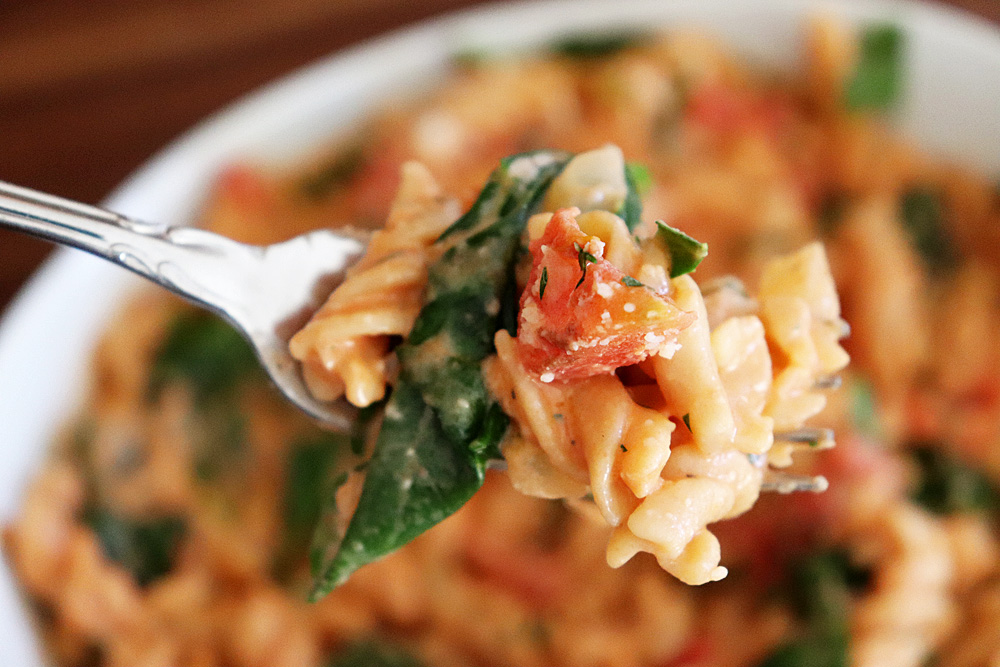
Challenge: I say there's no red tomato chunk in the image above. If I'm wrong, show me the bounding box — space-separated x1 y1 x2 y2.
516 208 694 382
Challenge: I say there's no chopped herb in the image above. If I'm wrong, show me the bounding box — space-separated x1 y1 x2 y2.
806 439 820 448
539 267 549 299
575 241 598 271
845 24 904 111
620 444 628 453
300 145 365 201
655 221 708 278
148 311 261 404
553 413 564 420
574 241 598 288
621 275 644 287
550 30 649 58
899 186 959 277
326 640 425 667
84 509 186 587
681 413 692 432
909 442 999 515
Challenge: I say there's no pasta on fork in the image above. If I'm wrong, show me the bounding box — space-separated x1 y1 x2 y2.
292 144 849 592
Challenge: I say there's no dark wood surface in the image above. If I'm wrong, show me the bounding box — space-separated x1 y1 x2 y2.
1 0 997 314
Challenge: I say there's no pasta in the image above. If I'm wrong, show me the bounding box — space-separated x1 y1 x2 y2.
7 17 1000 667
289 162 459 406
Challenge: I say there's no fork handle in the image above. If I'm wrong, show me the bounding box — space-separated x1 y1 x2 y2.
0 179 253 316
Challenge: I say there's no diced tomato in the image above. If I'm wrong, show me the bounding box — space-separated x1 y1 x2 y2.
215 164 274 211
516 208 694 382
686 82 794 140
660 636 715 667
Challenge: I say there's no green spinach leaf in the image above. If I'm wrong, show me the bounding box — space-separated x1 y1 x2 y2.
550 30 650 58
899 187 959 277
84 508 186 587
845 24 903 111
148 311 261 404
310 151 571 599
756 549 864 667
327 640 425 667
909 442 999 515
300 145 366 201
655 221 708 277
619 161 649 232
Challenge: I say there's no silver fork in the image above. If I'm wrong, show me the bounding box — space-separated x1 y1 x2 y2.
0 180 841 494
0 180 364 430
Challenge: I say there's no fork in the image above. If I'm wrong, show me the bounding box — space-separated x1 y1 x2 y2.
0 180 839 492
0 179 364 430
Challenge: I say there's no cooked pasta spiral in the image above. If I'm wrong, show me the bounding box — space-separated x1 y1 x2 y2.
289 162 459 407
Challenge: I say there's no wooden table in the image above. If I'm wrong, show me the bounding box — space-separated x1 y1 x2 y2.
1 0 996 313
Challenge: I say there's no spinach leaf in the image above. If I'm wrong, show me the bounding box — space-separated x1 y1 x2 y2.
148 311 261 404
550 30 650 58
300 145 366 201
845 24 904 111
284 434 345 544
273 432 345 581
899 187 959 277
909 442 999 515
310 382 485 599
654 221 708 277
327 640 425 667
84 508 186 587
310 151 570 599
756 549 864 667
619 161 649 232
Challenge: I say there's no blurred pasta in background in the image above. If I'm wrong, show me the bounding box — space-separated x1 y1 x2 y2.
6 15 1000 667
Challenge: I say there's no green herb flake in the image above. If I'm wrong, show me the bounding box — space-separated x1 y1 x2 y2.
654 221 708 278
539 267 549 299
681 413 692 432
845 24 904 111
621 275 644 287
620 444 628 453
574 241 598 288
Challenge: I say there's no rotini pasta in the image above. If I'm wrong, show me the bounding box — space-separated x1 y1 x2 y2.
9 17 1000 667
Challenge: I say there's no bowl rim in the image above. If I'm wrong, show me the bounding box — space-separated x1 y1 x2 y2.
3 0 1000 662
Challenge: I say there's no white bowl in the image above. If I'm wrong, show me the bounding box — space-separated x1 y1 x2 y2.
2 0 999 662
